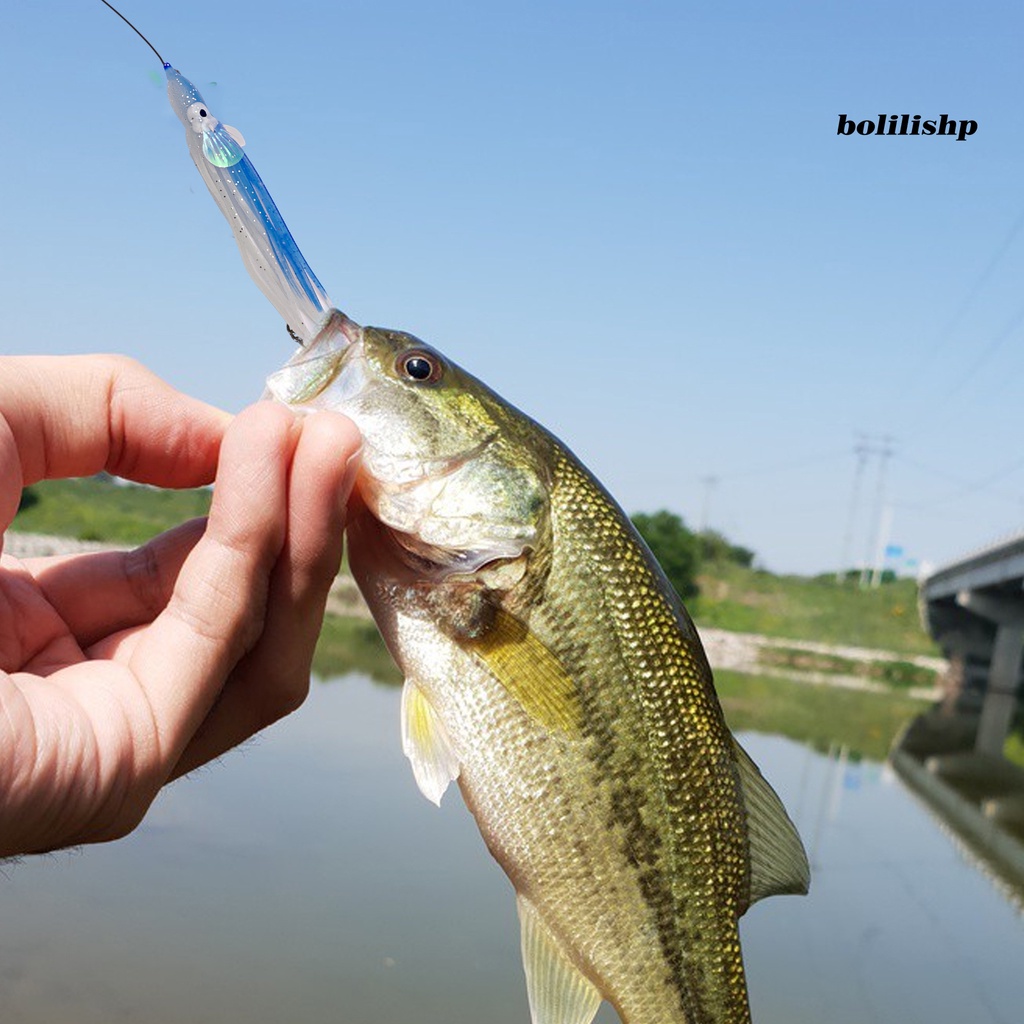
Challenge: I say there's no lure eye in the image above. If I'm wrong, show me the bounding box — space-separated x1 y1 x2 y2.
398 350 443 385
185 101 220 135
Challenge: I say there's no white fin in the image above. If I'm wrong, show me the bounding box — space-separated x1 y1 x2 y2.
401 680 460 806
516 894 601 1024
733 739 810 906
223 123 246 147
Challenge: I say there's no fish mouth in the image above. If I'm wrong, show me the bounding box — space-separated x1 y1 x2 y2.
264 309 360 405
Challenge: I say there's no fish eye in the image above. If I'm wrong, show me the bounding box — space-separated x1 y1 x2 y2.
199 108 208 117
397 350 443 385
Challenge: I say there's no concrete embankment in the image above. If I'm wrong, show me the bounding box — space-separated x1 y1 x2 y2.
699 626 944 700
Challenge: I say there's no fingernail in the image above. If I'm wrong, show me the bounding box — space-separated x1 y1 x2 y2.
337 445 362 515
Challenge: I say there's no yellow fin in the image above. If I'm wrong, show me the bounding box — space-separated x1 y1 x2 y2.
401 680 460 806
733 739 810 907
517 894 602 1024
467 608 581 735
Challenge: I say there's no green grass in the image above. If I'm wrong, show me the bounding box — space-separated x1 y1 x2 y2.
756 646 938 690
313 616 401 685
693 559 937 657
14 477 211 545
716 669 929 761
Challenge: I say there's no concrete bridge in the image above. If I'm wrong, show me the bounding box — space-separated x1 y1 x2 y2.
920 529 1024 755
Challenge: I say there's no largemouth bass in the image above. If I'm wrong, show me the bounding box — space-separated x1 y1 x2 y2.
99 5 807 1018
268 310 810 1024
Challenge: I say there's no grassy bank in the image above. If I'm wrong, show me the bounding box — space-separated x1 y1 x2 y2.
15 477 211 545
13 476 938 664
693 559 936 657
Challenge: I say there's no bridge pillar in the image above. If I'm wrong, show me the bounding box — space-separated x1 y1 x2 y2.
956 590 1024 757
976 624 1024 756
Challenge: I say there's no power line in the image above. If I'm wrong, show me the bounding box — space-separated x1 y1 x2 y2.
907 204 1024 381
894 452 1024 510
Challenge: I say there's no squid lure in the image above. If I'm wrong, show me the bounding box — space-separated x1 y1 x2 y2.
100 0 332 343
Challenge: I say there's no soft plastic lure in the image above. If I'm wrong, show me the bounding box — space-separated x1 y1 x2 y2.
100 0 332 343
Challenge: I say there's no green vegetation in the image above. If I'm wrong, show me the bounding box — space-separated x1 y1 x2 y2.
757 646 938 690
631 510 700 601
313 616 401 684
14 477 211 545
697 528 754 568
1006 723 1024 770
717 670 929 761
628 508 935 657
692 559 937 657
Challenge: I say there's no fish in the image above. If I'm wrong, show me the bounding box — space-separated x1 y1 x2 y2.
102 5 810 1019
265 313 811 1024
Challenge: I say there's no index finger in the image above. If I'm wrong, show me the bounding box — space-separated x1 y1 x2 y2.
126 402 297 770
0 354 230 491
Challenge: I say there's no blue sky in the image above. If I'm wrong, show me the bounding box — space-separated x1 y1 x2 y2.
2 1 1022 575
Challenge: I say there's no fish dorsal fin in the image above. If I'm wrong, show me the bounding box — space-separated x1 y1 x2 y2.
732 739 810 908
517 894 602 1024
401 679 460 806
467 607 581 736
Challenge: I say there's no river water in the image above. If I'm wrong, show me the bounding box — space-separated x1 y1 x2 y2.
1 674 1021 1023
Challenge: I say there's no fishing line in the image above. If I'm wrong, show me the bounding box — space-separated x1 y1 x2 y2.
98 0 168 67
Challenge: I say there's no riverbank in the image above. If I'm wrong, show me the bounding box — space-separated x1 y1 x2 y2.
5 530 945 699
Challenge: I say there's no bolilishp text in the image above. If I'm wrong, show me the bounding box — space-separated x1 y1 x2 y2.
837 114 978 141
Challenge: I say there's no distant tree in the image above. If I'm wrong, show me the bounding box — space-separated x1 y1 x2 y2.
17 487 39 513
631 510 701 601
698 528 754 567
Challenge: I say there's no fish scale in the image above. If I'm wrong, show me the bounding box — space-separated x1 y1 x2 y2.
541 450 753 1023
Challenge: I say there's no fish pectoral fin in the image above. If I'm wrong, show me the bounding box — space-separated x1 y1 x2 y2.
733 738 811 907
401 680 460 806
467 608 581 736
517 894 602 1024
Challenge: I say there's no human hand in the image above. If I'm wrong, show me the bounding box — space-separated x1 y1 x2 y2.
0 355 360 856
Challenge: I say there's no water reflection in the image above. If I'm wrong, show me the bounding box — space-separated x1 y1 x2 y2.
1 676 1022 1024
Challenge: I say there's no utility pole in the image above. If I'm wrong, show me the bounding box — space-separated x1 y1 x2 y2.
860 434 895 589
870 505 894 589
836 434 870 584
699 475 719 534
